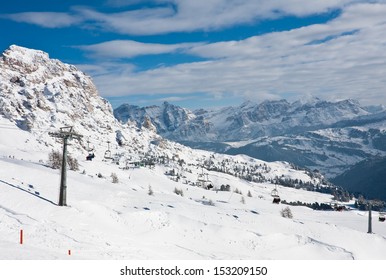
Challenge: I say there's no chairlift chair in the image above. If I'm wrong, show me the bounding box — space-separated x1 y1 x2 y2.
103 140 112 160
85 138 95 161
271 188 281 204
104 149 112 160
86 153 95 161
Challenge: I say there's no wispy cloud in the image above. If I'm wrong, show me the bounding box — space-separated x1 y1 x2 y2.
76 62 137 77
77 40 201 58
90 3 386 106
3 0 365 35
4 1 386 106
80 0 366 35
186 3 386 60
3 12 81 28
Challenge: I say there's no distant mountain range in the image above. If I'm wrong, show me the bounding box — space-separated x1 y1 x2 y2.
114 99 386 180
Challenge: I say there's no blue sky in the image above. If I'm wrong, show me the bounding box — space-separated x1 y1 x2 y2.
1 0 386 109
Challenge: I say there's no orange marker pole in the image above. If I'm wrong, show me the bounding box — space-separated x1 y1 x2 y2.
20 230 23 245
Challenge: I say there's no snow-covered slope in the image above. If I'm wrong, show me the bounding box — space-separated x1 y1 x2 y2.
114 98 375 142
1 45 386 260
227 125 386 178
114 99 386 178
2 155 386 260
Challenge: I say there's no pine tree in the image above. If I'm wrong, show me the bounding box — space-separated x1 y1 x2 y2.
67 155 79 171
48 150 61 169
174 187 184 197
280 206 293 219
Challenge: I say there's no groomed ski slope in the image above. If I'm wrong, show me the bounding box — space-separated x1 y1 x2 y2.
1 154 386 260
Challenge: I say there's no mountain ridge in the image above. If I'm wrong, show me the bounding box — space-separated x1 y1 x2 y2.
114 98 386 180
114 98 376 142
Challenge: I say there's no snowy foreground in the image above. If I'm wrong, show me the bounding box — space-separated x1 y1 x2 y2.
1 153 386 260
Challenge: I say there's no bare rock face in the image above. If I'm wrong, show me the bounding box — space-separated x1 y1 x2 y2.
0 45 111 132
142 116 157 132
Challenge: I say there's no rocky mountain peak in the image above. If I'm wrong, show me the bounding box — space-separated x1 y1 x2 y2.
0 45 172 159
2 45 51 71
0 45 113 134
114 101 195 137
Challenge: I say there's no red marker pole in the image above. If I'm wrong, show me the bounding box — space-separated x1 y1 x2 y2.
20 230 23 245
68 250 71 256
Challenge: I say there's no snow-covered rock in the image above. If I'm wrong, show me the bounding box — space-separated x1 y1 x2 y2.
0 45 163 159
114 98 386 178
114 98 375 142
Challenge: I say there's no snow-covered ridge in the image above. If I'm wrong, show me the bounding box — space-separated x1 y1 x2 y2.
114 98 376 142
115 98 386 179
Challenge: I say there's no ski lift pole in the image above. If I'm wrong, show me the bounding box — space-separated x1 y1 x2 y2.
368 203 372 234
49 126 82 206
58 135 68 206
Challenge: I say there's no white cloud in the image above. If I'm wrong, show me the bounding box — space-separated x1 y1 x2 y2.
79 0 358 35
187 3 386 60
4 1 386 106
91 3 386 106
3 12 81 28
3 0 372 34
77 40 201 58
76 62 137 77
